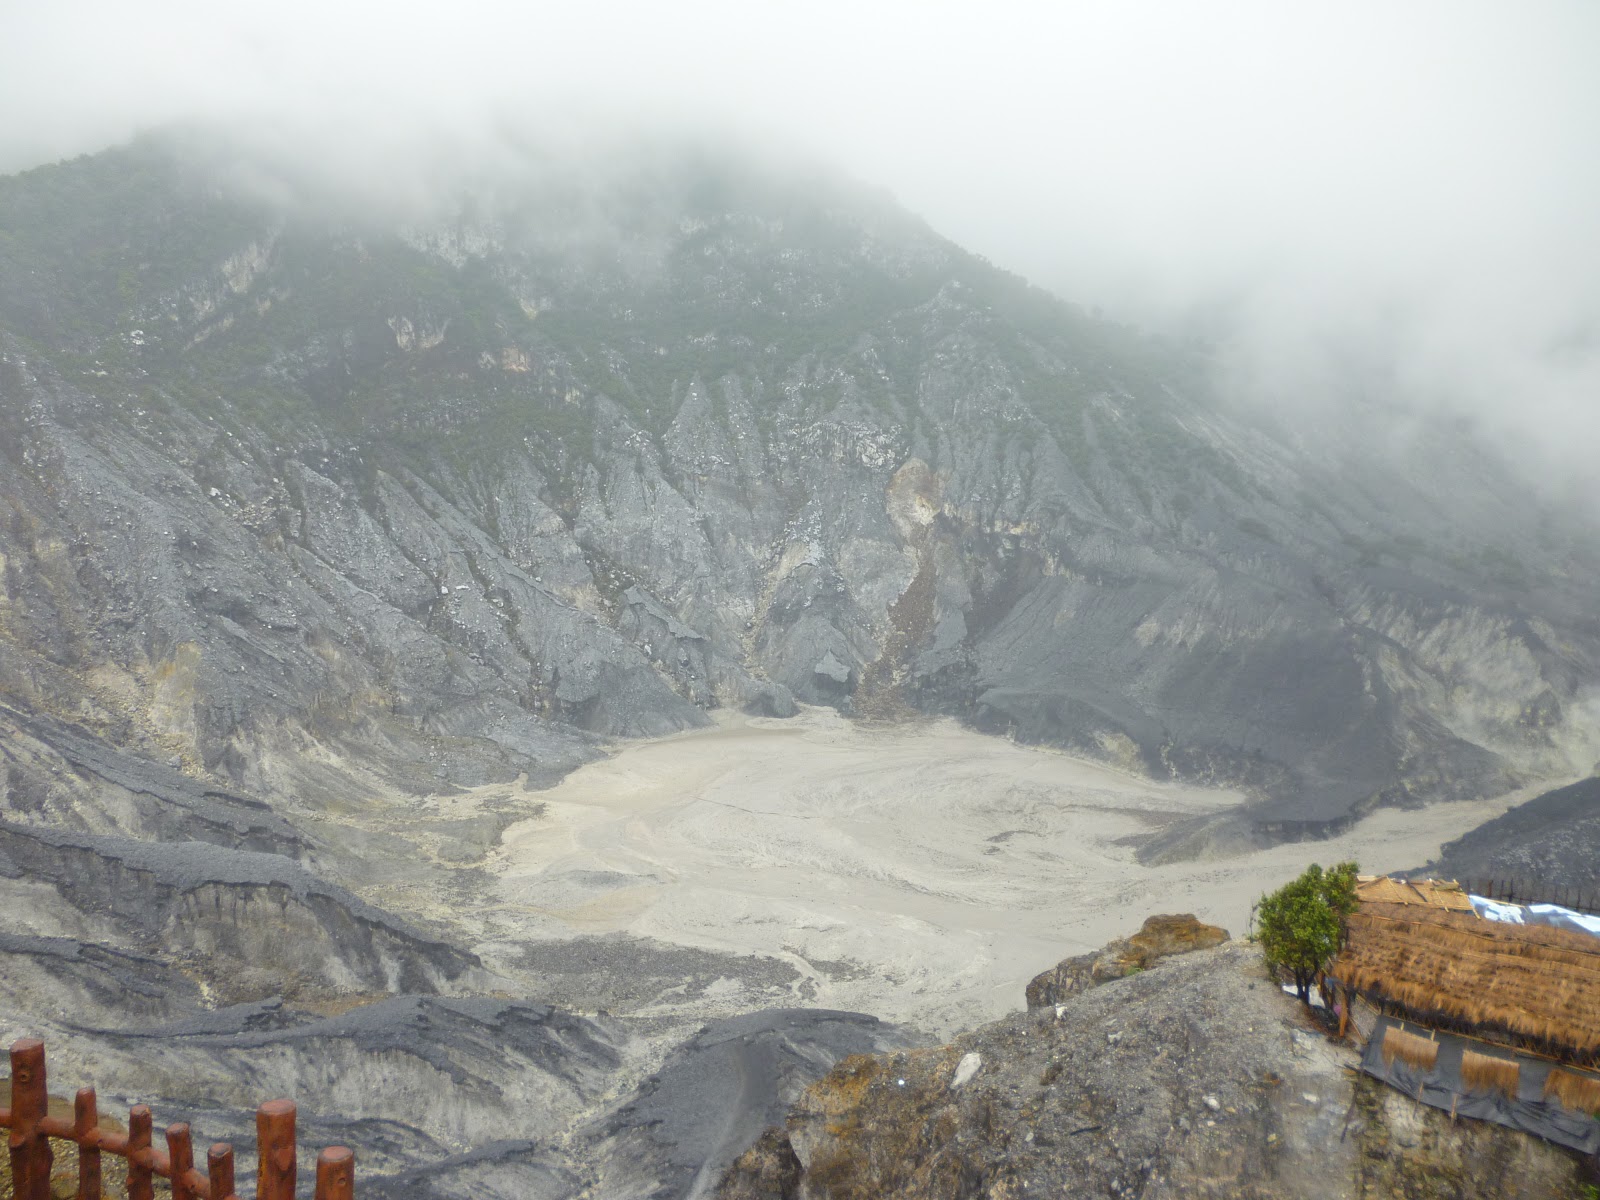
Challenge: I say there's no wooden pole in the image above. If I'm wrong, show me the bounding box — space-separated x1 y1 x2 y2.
7 1039 53 1200
74 1087 103 1200
127 1106 155 1200
208 1143 235 1200
256 1100 296 1200
314 1147 354 1200
168 1124 195 1200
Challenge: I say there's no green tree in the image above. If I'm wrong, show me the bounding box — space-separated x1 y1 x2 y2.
1251 861 1359 1004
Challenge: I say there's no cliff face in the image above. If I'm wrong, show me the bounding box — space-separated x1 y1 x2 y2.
3 136 1600 852
717 941 1594 1200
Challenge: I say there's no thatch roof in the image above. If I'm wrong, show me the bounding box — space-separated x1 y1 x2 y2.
1332 901 1600 1063
1545 1068 1600 1116
1381 1026 1439 1072
1355 875 1474 911
1461 1049 1520 1097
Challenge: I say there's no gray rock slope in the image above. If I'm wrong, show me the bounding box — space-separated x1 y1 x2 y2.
0 821 486 998
89 995 624 1150
2 958 630 1190
0 923 919 1200
1423 775 1600 894
0 699 303 852
3 134 1598 846
0 931 202 1024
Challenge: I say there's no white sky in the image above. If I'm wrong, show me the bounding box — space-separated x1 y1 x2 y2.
3 0 1598 473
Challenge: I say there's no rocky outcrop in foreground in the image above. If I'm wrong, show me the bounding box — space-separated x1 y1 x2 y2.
718 939 1593 1200
1024 912 1227 1009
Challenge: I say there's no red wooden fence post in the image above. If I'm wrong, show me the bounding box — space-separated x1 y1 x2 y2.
127 1105 155 1200
168 1123 196 1200
208 1142 236 1200
256 1099 297 1200
8 1038 53 1200
74 1086 103 1200
2 1041 348 1200
314 1147 354 1200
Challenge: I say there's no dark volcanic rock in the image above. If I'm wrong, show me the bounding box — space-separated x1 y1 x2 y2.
0 699 303 853
0 822 485 997
363 1141 577 1200
586 1007 922 1200
508 934 805 1016
0 931 202 1024
87 995 623 1149
1424 775 1600 894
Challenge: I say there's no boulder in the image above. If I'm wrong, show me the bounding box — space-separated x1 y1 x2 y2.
1025 914 1228 1009
716 1127 803 1200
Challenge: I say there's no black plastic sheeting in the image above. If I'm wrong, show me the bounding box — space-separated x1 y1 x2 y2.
1361 1015 1600 1155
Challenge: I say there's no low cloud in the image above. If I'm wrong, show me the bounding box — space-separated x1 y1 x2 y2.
4 0 1597 489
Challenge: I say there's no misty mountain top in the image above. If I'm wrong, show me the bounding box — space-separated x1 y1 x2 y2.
5 3 1598 498
0 128 1175 443
1 128 1592 540
2 129 1599 835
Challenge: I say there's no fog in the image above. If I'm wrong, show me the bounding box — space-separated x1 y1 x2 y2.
4 0 1598 483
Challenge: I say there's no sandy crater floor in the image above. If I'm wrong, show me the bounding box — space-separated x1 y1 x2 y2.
444 707 1538 1034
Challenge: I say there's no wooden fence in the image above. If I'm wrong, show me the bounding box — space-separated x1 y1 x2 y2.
1467 877 1599 916
1 1038 354 1200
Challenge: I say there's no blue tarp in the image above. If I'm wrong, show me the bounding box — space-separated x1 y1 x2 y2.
1469 895 1600 939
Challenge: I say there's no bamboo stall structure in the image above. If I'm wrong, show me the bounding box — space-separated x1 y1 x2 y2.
1 1038 355 1200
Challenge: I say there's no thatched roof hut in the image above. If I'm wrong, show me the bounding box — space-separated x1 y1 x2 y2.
1332 900 1600 1066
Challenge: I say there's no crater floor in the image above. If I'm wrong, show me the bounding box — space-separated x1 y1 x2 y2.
337 707 1545 1036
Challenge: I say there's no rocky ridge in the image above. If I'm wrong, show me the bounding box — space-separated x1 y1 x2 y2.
717 934 1594 1200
